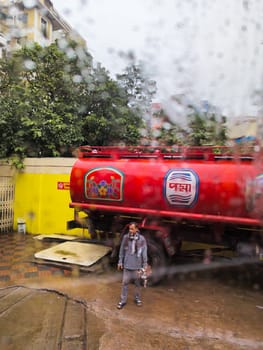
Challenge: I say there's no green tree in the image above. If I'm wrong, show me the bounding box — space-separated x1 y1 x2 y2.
81 64 143 145
150 109 185 146
117 62 157 136
0 42 85 159
187 105 227 146
0 41 146 162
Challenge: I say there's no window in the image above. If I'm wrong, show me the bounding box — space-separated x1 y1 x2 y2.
41 18 48 38
18 13 28 24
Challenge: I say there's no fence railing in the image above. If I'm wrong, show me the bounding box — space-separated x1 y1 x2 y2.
0 176 15 233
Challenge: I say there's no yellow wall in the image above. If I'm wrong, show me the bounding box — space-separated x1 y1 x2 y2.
25 9 35 42
24 8 52 42
27 9 35 28
13 158 83 236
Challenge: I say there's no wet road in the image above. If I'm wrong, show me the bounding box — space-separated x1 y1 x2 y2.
21 266 263 350
0 233 263 349
0 286 89 349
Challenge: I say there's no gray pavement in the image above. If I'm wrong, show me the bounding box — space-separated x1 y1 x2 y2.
0 233 103 350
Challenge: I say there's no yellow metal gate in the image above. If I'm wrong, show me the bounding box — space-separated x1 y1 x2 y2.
0 176 15 233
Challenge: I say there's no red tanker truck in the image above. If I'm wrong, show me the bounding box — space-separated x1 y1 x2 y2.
68 145 263 281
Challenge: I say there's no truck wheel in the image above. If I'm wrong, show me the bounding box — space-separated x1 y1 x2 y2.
147 239 167 286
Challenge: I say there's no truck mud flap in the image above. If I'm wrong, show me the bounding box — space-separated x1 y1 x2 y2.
67 220 83 230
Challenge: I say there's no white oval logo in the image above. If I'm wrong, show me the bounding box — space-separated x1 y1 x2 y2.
164 169 199 207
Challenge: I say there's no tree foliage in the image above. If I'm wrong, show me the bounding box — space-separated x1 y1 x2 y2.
81 64 143 145
0 39 227 164
0 42 85 159
151 103 227 147
187 109 227 146
117 62 157 137
0 41 152 163
117 63 157 113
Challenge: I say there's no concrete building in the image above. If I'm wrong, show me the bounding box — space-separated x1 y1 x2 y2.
0 0 86 57
228 117 257 143
0 2 8 57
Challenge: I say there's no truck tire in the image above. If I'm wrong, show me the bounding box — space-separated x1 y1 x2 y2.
147 239 167 286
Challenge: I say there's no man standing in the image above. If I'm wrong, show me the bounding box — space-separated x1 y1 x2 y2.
117 222 148 309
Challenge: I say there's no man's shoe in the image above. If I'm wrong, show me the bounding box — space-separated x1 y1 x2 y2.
135 299 142 306
117 302 126 309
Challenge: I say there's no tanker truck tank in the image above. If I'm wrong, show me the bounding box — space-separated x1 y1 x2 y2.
68 145 263 282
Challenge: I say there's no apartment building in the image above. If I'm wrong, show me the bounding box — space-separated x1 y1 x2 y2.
0 2 8 57
0 0 85 57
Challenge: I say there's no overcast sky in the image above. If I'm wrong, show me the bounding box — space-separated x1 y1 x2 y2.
52 0 263 123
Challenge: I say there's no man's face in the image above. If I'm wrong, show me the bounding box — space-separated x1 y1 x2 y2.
129 224 137 236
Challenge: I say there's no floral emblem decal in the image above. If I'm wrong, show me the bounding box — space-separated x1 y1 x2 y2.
84 167 124 201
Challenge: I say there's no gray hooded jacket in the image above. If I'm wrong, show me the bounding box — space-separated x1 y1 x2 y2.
118 233 148 270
